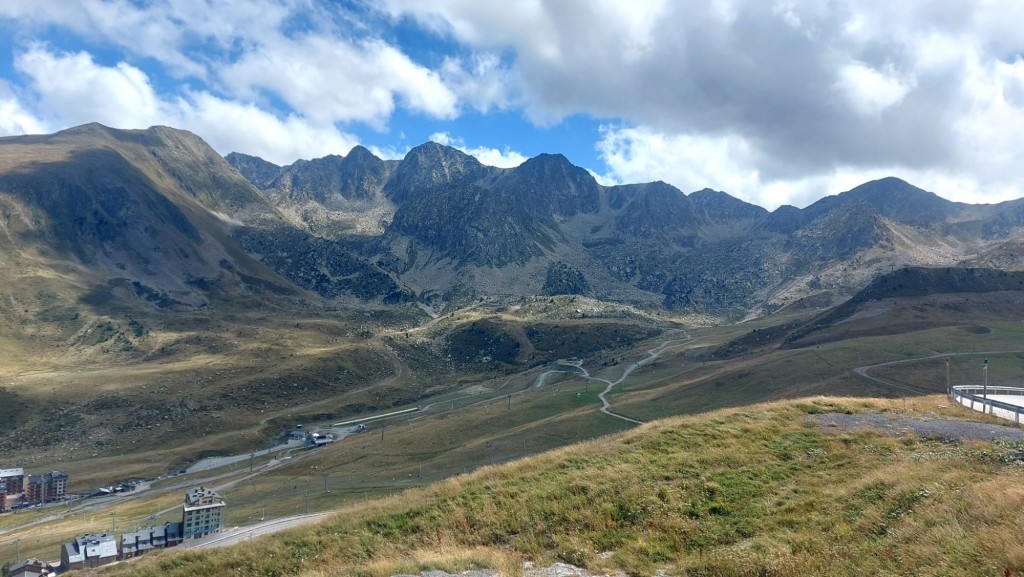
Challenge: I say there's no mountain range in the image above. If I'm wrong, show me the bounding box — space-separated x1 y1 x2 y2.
2 123 1024 321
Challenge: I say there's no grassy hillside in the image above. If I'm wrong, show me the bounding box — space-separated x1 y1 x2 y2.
88 396 1024 577
8 281 1024 573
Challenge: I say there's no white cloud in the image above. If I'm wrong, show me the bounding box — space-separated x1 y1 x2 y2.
440 53 514 113
0 0 200 77
428 132 527 167
3 1 1024 207
955 55 1024 177
835 61 916 116
386 0 1024 206
220 34 458 128
0 0 295 79
2 1 458 129
596 125 763 203
175 92 359 165
12 45 357 165
15 46 167 129
0 80 47 136
597 125 1024 209
367 144 410 161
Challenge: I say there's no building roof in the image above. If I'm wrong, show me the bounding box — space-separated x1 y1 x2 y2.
29 470 68 483
8 558 50 577
0 467 25 478
62 542 85 565
121 528 149 543
9 558 46 571
184 486 225 509
75 532 118 560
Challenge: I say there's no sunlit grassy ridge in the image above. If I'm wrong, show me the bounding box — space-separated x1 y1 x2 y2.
94 396 1024 577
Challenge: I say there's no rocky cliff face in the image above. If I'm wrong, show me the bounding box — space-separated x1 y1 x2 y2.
0 124 293 311
224 152 280 189
259 146 394 207
258 139 1024 317
0 124 408 312
5 124 1024 320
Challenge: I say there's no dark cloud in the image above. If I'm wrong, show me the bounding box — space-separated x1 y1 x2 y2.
387 0 1024 205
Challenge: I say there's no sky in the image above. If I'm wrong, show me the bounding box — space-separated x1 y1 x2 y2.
0 1 1023 210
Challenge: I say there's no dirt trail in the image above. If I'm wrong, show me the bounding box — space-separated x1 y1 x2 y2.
533 332 693 425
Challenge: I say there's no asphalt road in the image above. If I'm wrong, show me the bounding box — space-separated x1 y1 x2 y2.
183 512 335 549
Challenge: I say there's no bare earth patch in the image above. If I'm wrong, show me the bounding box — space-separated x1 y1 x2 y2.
394 562 629 577
811 411 1024 443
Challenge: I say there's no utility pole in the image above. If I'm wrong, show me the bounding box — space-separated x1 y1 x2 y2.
304 489 309 515
381 424 385 441
945 357 951 398
322 472 329 493
507 394 511 411
250 452 255 473
983 358 990 413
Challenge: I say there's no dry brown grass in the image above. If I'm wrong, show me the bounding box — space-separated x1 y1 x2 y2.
71 396 1024 577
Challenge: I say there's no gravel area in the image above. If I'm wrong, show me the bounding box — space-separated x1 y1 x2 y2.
393 562 629 577
393 571 497 577
811 411 1024 443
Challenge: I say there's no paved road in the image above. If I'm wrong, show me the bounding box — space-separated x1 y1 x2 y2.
983 395 1024 408
184 512 335 550
954 393 1024 423
855 349 1024 395
184 439 306 474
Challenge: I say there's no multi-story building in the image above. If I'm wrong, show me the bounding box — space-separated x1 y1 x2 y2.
0 468 25 495
60 533 119 572
182 486 226 539
121 522 183 559
26 470 68 504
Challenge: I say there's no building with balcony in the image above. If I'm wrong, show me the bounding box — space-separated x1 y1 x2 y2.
26 471 68 504
182 486 226 539
0 468 25 495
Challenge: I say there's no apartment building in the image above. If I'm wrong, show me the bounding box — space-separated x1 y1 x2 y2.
26 471 68 504
0 468 25 495
182 486 226 539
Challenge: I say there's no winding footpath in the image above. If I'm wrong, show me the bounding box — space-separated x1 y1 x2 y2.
534 332 694 425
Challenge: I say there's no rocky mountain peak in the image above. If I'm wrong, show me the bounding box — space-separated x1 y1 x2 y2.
613 181 699 234
15 123 1023 318
500 153 601 217
344 144 378 163
812 177 957 225
689 187 768 224
225 152 281 189
335 146 390 202
384 141 489 203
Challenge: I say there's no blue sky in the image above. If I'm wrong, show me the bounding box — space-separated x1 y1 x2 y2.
1 1 1023 209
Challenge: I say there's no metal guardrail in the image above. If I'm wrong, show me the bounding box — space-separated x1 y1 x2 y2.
950 385 1024 424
